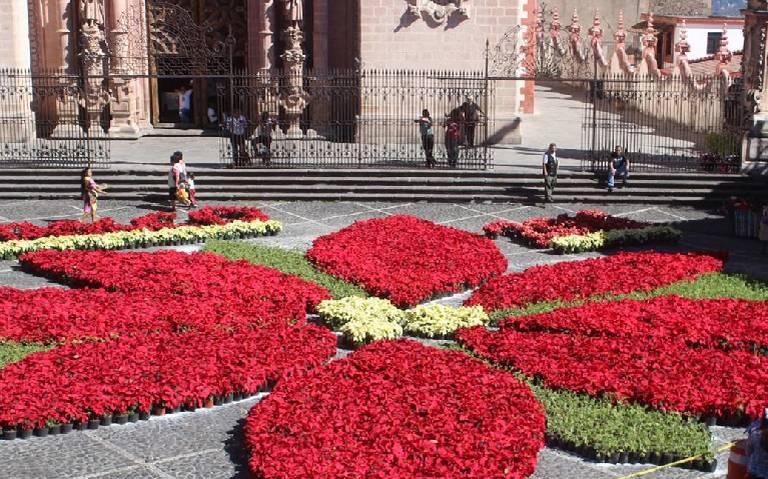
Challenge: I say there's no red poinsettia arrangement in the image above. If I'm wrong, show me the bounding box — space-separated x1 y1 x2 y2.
465 251 724 312
19 250 330 317
483 210 647 248
0 206 269 242
0 325 336 430
245 340 545 479
458 294 768 420
187 206 269 226
306 215 507 307
0 249 337 432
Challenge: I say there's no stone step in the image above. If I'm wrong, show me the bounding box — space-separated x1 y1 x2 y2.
0 168 755 183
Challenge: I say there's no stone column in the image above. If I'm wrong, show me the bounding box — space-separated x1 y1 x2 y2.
311 0 330 137
742 1 768 172
262 0 276 71
108 0 141 138
279 26 310 138
51 0 85 137
79 0 110 134
0 0 33 143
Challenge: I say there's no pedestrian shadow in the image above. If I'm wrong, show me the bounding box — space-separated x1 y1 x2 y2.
224 417 251 479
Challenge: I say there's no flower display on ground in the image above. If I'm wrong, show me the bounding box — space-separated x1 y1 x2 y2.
19 250 330 318
483 210 681 253
0 249 338 436
502 295 768 351
458 294 768 419
483 210 646 247
0 207 280 258
465 251 724 312
187 206 269 226
317 297 405 345
307 215 507 307
245 340 545 479
403 304 489 338
0 325 336 431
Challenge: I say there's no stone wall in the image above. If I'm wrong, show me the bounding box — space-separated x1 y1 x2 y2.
356 0 528 143
651 0 712 16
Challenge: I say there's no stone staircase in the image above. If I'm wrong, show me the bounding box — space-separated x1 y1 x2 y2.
2 168 765 204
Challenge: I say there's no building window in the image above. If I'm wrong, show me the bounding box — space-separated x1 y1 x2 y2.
707 32 723 55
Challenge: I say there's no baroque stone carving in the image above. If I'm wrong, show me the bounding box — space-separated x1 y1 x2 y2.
404 0 469 25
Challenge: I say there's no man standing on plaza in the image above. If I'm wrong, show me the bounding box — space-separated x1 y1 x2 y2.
543 143 558 203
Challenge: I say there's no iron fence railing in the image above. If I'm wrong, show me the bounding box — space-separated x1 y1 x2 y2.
216 69 494 169
0 69 110 168
581 74 744 173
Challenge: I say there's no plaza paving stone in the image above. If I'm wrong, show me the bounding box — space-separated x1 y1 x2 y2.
0 199 762 478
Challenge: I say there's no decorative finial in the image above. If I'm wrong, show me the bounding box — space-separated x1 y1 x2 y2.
614 10 626 45
675 19 690 55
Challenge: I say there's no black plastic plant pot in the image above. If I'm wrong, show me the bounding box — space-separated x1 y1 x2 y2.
213 396 223 406
60 423 73 434
223 393 234 403
702 459 717 472
704 416 717 427
649 452 661 465
48 424 61 435
661 453 673 465
114 414 128 425
18 428 32 439
171 406 182 414
2 429 16 441
139 411 150 421
88 419 100 430
127 413 138 423
608 453 620 464
74 421 86 431
100 415 113 427
33 427 48 438
619 452 629 464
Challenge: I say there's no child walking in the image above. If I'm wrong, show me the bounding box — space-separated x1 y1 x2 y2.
187 172 198 208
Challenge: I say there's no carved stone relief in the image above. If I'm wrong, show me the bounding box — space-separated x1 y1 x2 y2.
404 0 469 26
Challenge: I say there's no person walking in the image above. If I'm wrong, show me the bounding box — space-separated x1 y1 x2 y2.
445 114 461 168
461 98 485 148
80 167 106 223
224 108 249 166
746 415 768 479
186 172 198 208
543 143 558 203
415 109 435 167
168 152 188 211
607 145 630 193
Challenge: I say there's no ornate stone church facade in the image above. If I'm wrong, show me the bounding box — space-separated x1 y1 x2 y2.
0 0 530 141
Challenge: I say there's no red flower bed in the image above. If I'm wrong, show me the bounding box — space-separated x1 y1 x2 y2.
19 250 330 317
458 325 768 419
0 206 269 241
483 210 647 248
306 215 507 307
245 340 545 479
501 296 768 352
465 251 724 312
187 206 269 226
0 325 336 429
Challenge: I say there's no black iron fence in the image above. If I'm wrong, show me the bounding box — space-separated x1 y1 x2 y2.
216 69 494 169
581 74 744 173
0 69 109 168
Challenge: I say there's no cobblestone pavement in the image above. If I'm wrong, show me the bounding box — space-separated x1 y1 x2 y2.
0 199 765 478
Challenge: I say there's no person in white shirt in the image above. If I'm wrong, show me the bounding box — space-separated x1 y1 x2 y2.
178 86 193 123
542 143 558 203
224 108 249 166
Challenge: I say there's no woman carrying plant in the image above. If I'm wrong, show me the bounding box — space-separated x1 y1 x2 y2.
80 167 106 224
747 415 768 479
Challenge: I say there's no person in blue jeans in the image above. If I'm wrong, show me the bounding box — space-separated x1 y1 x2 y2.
747 415 768 479
607 145 630 193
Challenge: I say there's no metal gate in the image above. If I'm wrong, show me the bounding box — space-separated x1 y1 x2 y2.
581 75 744 173
217 69 494 169
0 69 109 168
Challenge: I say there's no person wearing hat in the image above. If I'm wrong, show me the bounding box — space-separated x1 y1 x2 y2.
747 414 768 479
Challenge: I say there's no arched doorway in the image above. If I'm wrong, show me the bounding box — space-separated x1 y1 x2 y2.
146 0 246 128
